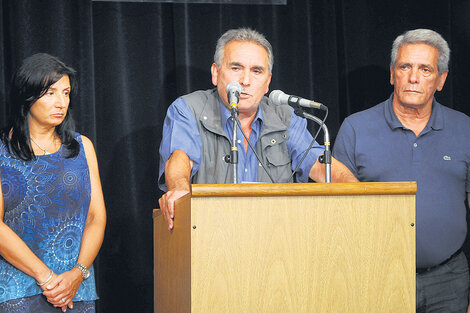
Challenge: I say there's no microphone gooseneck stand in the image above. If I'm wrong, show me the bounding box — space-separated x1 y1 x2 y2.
289 105 331 183
225 82 243 184
230 107 238 184
302 111 331 183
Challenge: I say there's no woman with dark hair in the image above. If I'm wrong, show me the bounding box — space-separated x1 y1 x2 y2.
0 53 106 312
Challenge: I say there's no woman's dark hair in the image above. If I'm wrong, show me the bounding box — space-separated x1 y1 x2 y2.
1 53 79 160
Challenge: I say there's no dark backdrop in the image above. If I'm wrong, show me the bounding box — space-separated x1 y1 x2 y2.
1 1 469 312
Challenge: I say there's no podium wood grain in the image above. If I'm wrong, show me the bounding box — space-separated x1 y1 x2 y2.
154 182 416 313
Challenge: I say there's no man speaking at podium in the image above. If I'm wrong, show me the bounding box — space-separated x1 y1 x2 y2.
158 27 357 230
333 29 470 312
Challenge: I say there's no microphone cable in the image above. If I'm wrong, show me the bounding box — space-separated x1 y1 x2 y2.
233 116 276 183
289 106 328 181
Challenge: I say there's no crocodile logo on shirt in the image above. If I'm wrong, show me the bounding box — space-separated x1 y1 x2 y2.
443 155 451 161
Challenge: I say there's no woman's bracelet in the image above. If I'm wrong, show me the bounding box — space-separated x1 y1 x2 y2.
37 270 54 286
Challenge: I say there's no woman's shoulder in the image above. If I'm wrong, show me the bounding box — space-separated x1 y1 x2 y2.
77 134 93 147
73 132 93 147
76 134 96 159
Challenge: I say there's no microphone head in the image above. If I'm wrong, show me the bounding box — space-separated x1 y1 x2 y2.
226 82 242 109
269 90 288 106
226 81 242 94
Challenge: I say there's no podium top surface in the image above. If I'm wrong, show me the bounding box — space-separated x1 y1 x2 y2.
190 182 416 197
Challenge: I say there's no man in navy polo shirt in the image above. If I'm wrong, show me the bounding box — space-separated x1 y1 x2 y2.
334 29 470 312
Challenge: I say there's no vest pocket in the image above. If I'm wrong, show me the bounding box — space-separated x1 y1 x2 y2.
265 148 291 167
262 132 290 166
264 143 292 183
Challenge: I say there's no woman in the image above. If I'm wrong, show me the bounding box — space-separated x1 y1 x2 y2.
0 53 106 312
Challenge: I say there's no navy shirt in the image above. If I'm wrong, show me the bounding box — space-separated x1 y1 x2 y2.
333 95 470 268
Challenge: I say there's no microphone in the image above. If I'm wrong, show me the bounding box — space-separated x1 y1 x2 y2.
226 82 242 110
225 82 242 183
269 90 327 111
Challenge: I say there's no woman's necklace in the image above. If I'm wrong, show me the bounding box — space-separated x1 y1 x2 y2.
30 134 56 155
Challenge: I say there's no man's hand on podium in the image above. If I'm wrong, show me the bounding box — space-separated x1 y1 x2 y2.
158 188 190 231
159 150 193 231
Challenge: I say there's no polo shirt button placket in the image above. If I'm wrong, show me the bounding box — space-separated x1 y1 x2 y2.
412 141 420 163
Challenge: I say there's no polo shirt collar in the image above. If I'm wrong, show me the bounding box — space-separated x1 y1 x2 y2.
384 93 444 132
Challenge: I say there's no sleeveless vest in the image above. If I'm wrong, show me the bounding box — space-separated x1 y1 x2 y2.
182 89 294 184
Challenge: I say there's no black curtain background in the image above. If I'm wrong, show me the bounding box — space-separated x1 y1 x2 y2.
1 1 469 312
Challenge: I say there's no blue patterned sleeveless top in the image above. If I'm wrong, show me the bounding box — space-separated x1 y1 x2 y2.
0 133 98 303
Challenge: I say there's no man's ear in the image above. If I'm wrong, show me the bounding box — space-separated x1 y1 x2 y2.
211 63 219 87
390 66 395 86
436 71 448 92
265 72 272 94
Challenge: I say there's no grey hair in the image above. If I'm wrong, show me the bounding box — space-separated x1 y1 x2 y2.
390 29 450 74
214 28 274 73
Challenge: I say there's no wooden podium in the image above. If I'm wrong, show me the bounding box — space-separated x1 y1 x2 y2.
154 182 416 313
